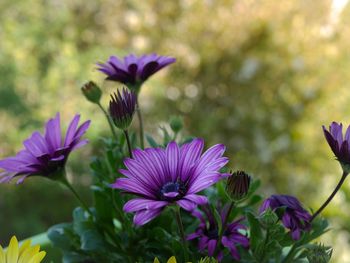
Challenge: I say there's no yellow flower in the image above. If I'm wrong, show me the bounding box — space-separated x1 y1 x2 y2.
154 256 177 263
0 236 46 263
154 256 191 263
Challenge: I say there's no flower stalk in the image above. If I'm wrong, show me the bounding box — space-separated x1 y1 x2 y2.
174 206 189 262
97 101 118 140
60 175 94 219
123 129 133 158
311 171 348 222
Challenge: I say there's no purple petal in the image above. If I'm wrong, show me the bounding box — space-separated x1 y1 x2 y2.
166 141 180 181
64 114 80 147
45 113 62 150
207 239 217 256
176 199 197 211
133 208 162 225
184 194 208 205
123 198 168 212
179 138 204 182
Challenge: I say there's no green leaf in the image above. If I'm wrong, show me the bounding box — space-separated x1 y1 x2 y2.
146 134 159 147
246 211 263 251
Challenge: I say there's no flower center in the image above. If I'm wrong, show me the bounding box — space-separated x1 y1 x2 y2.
160 181 186 201
206 228 219 239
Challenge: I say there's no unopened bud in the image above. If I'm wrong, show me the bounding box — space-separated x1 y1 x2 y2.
109 88 136 130
81 81 102 104
306 243 332 263
259 208 278 228
170 116 183 133
226 170 251 202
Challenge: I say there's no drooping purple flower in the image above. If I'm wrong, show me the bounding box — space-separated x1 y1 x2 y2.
259 194 312 240
97 53 176 88
109 88 137 130
187 205 249 261
0 113 90 184
323 122 350 169
111 139 229 225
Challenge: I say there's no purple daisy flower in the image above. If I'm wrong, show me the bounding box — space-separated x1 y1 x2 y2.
0 113 90 184
111 139 229 225
323 122 350 167
259 194 312 240
97 53 176 88
187 205 249 261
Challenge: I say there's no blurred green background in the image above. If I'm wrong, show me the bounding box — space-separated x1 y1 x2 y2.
1 0 350 261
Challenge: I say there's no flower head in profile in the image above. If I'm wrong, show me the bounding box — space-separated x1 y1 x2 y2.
97 53 176 89
112 139 229 225
109 88 137 130
0 113 90 184
323 122 350 173
0 236 46 263
187 205 249 261
259 194 311 240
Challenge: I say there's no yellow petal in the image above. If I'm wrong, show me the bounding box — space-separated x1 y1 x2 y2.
167 256 177 263
27 251 46 263
18 245 40 263
154 257 160 263
0 245 5 263
7 236 19 263
19 240 31 257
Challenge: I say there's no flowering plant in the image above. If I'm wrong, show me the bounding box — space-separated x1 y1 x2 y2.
0 53 343 262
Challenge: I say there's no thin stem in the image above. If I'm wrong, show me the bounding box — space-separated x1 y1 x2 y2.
311 171 348 222
215 202 234 257
281 242 299 263
123 130 133 158
174 206 189 262
97 102 118 140
136 98 144 149
260 228 270 262
60 177 94 219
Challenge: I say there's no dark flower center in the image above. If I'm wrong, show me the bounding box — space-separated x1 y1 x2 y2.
206 228 219 239
160 181 186 201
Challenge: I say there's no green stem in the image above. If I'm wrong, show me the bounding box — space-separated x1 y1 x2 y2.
260 228 270 262
215 202 234 257
97 102 118 140
174 206 189 262
60 177 94 219
311 171 348 222
123 129 133 158
281 242 299 263
136 98 144 149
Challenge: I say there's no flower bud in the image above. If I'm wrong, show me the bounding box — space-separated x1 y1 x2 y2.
109 88 136 130
81 81 102 104
258 208 279 228
170 116 183 133
226 170 251 202
306 244 332 263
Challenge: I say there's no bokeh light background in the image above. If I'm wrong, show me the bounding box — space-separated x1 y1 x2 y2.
1 0 350 261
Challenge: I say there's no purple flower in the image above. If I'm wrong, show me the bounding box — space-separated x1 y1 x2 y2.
109 88 137 130
187 205 249 261
323 122 350 168
111 139 229 225
97 53 176 88
0 113 90 184
259 194 312 240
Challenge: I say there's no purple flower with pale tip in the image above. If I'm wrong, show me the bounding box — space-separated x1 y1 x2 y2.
111 139 229 225
0 113 90 184
187 205 249 261
97 53 176 88
259 194 311 240
323 122 350 170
